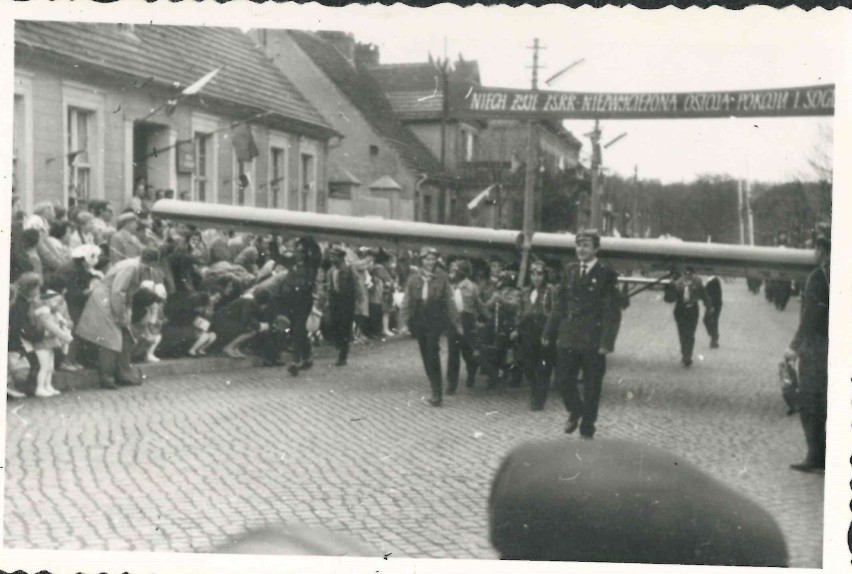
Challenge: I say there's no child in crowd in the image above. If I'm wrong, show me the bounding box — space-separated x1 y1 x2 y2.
43 275 82 372
32 290 75 397
130 286 165 364
188 292 217 356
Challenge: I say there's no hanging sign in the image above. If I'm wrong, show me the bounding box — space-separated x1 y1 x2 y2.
450 84 834 120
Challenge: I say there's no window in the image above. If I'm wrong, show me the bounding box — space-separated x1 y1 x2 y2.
194 133 210 202
300 152 315 212
464 130 477 162
68 107 94 203
270 146 286 208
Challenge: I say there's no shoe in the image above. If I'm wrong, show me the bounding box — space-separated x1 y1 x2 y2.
48 387 61 396
287 364 300 376
710 340 719 349
446 384 458 396
564 415 580 434
790 462 824 473
530 402 545 412
59 361 81 372
6 388 25 399
34 389 54 398
300 359 313 371
428 396 443 407
145 355 161 363
335 358 347 367
465 375 475 389
682 358 693 367
580 423 596 439
100 380 118 390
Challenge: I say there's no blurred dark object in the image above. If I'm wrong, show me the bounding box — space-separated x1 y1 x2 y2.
211 524 378 556
489 438 787 566
780 358 801 416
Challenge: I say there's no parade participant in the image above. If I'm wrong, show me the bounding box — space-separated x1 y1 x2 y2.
543 229 620 439
326 246 358 366
479 256 504 306
109 211 145 265
784 228 829 473
446 259 484 393
400 246 461 407
481 270 521 389
75 248 162 389
282 237 322 375
516 261 555 410
664 267 712 367
703 276 723 349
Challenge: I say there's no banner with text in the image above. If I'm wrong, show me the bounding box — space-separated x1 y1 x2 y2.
450 84 834 120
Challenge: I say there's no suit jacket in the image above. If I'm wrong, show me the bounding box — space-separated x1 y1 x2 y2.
705 277 723 309
664 275 709 309
543 261 620 352
400 269 461 335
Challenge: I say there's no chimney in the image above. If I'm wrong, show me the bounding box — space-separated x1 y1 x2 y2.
355 42 380 66
317 31 356 63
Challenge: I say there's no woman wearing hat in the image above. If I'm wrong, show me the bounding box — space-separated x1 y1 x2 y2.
400 246 462 407
75 248 162 389
109 211 145 266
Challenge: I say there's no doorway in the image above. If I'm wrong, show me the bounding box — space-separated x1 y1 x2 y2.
133 122 172 193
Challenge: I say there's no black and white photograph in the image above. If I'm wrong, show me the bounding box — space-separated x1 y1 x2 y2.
2 3 849 573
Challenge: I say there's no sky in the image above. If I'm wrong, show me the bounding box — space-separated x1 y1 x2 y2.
274 5 841 184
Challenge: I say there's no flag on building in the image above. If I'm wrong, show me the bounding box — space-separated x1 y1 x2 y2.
233 122 259 161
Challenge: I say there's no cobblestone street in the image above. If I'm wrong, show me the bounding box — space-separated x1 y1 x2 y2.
4 281 824 567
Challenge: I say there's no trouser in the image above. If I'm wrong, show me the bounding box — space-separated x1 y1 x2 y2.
674 304 699 361
555 348 606 434
519 325 555 408
290 308 312 364
447 312 478 390
416 327 443 398
798 351 828 467
703 305 722 344
368 303 384 337
97 328 141 386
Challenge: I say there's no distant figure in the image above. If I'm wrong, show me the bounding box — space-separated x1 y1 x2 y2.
746 277 762 295
664 267 712 367
489 438 788 566
784 229 829 473
326 246 358 367
703 276 723 349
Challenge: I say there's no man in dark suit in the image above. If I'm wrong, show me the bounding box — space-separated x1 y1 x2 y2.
664 267 712 366
327 246 357 367
543 230 620 439
785 228 829 473
703 276 723 349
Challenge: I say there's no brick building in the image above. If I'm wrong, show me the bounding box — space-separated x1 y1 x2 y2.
13 21 338 214
249 29 448 222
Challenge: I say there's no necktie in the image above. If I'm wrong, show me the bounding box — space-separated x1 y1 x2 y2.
580 264 587 278
422 277 430 302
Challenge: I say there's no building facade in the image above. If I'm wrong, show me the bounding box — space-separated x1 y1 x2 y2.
13 21 337 214
250 29 447 223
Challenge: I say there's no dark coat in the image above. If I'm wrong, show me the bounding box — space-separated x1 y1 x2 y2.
543 261 620 352
705 277 723 310
400 269 461 336
791 265 829 358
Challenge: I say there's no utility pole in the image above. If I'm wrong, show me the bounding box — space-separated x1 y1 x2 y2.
518 38 542 288
745 179 755 245
737 179 745 245
588 119 602 231
632 165 639 238
437 57 450 224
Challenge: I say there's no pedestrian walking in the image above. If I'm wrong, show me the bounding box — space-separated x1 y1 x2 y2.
664 267 712 367
543 230 620 439
400 246 461 407
480 271 521 389
703 276 723 348
446 259 484 393
516 261 555 410
784 228 829 473
326 246 358 366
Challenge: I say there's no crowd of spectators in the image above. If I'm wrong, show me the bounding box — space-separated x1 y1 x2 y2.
7 191 414 399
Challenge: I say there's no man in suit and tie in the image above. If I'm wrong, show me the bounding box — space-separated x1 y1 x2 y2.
664 267 713 366
543 230 621 439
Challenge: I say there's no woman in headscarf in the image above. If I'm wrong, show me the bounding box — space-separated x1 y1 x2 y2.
400 246 462 407
75 248 162 389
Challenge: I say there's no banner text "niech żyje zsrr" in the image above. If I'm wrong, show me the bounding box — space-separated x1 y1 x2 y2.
451 84 834 120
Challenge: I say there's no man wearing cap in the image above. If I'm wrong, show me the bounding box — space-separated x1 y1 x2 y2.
784 228 830 473
400 246 462 406
109 211 145 266
664 267 712 367
543 230 620 438
76 248 162 389
326 246 358 366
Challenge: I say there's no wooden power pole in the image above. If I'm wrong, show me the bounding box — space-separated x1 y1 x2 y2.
518 38 541 288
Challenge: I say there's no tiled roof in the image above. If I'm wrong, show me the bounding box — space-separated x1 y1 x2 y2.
287 30 444 177
367 62 444 92
384 91 443 120
15 21 333 134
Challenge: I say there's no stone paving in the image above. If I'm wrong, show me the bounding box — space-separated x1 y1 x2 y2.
4 281 824 566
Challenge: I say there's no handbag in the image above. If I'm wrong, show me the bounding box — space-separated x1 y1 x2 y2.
778 358 800 415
